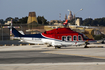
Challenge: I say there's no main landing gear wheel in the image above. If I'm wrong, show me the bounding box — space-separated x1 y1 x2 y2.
55 46 61 49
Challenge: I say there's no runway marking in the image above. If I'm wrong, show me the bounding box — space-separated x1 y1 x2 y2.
42 51 105 59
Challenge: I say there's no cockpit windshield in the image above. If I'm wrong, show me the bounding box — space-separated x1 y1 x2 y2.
82 34 89 40
79 33 89 40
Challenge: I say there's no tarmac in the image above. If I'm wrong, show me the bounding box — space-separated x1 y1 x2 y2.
0 44 53 51
0 43 105 70
0 62 105 70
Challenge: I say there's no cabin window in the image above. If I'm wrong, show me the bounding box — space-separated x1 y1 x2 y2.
62 36 66 41
78 35 82 41
73 36 77 41
67 36 72 41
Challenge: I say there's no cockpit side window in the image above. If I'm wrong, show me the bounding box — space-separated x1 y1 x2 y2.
73 36 77 41
79 33 89 40
67 36 72 41
62 36 66 41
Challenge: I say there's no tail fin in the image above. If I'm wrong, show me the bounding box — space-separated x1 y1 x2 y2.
12 27 23 37
63 20 68 25
10 19 22 37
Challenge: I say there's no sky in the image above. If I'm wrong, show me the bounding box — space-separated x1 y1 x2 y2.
0 0 105 21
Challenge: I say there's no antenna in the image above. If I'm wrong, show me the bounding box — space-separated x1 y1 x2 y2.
59 13 61 22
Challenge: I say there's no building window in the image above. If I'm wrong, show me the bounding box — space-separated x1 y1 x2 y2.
67 36 72 41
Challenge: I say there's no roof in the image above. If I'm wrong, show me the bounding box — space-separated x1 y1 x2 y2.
44 28 77 34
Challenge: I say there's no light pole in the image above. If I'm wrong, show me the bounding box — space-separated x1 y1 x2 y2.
68 9 83 25
74 9 83 25
75 9 83 15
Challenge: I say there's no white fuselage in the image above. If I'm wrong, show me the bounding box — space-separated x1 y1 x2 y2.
14 37 85 47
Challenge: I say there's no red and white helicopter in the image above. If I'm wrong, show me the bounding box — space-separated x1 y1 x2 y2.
11 20 96 49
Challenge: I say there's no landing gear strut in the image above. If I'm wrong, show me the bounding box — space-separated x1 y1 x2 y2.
84 41 89 48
